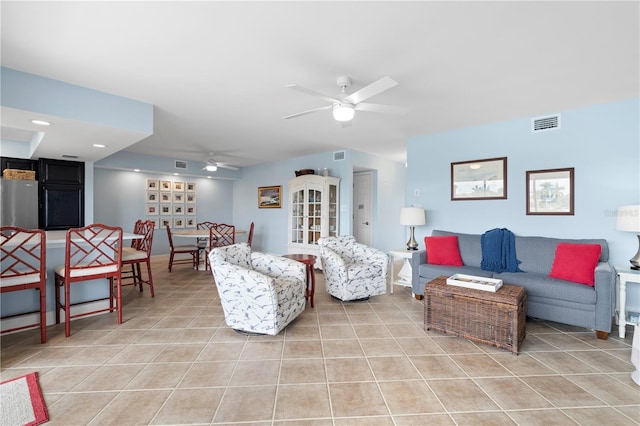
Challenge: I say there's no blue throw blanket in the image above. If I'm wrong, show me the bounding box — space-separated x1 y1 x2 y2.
481 228 522 273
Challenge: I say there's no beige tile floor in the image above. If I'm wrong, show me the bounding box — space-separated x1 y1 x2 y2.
1 257 639 425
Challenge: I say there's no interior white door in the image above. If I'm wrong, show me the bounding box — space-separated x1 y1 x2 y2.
353 171 373 245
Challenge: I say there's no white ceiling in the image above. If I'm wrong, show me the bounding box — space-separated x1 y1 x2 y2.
1 1 638 167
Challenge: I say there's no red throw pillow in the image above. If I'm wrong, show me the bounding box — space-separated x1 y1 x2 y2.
549 243 602 286
424 236 464 266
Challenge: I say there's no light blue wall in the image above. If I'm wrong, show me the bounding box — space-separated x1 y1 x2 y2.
232 150 405 255
407 98 640 268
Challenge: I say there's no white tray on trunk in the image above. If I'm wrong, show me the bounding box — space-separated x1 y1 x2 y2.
446 274 503 292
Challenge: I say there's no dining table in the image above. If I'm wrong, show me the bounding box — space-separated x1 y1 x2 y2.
171 228 246 270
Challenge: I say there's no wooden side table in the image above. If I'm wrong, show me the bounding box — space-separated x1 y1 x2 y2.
283 254 317 308
616 267 640 338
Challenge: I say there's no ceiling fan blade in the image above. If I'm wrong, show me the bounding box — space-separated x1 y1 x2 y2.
286 84 342 104
355 102 408 115
344 76 398 105
283 105 332 119
216 163 239 171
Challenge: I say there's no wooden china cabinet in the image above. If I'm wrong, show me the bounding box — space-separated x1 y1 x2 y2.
287 174 340 266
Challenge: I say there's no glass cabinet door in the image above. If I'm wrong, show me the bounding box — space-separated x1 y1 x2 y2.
328 183 338 237
290 188 304 244
307 188 322 245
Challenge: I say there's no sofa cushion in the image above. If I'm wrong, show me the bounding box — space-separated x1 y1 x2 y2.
494 271 597 305
424 236 463 266
515 236 609 275
432 230 483 267
549 243 602 286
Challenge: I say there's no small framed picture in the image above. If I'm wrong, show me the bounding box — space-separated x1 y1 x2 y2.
173 204 184 215
160 192 172 203
160 205 172 215
173 217 185 228
148 218 160 229
186 182 196 192
146 179 159 190
161 218 172 228
186 218 196 227
451 157 507 200
526 168 574 215
186 193 196 204
146 203 159 215
186 205 196 215
173 181 184 192
146 191 159 202
173 193 184 203
258 185 282 208
160 180 172 191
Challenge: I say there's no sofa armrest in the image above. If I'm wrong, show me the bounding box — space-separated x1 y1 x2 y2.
594 262 615 333
410 250 427 294
251 252 306 281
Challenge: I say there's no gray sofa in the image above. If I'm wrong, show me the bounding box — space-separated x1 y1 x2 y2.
410 230 615 339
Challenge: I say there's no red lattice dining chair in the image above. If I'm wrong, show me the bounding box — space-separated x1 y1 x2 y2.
247 222 255 248
121 220 155 296
166 225 199 272
54 224 123 337
1 227 47 343
205 223 236 271
196 221 217 260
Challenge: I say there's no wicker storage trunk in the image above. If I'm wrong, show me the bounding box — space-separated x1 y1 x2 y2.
2 169 36 180
424 276 527 354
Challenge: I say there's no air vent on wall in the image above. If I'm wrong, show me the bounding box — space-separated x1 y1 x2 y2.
333 150 346 161
532 114 560 133
174 160 188 169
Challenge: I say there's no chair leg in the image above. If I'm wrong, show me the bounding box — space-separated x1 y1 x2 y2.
64 281 71 337
145 259 155 297
168 253 174 272
115 277 123 324
55 275 61 325
39 287 46 344
135 263 143 292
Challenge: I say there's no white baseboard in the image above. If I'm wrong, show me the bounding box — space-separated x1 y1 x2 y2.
1 300 111 334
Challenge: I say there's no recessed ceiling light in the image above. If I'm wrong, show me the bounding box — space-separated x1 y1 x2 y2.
31 119 50 126
93 144 107 148
174 173 179 176
134 169 140 172
207 176 212 179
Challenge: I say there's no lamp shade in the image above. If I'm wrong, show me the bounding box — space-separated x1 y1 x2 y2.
333 104 355 122
616 205 640 232
400 207 426 226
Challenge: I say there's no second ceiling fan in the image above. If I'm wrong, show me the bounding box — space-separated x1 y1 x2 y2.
283 76 407 125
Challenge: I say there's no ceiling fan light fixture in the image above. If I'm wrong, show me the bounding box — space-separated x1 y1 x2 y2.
332 104 355 122
205 164 218 172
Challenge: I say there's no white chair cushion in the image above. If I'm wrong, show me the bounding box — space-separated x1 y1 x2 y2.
122 249 147 261
1 273 42 287
55 264 119 278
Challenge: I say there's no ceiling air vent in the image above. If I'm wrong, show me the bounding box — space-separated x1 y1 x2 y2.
333 150 346 161
61 154 79 159
532 114 560 133
174 160 188 169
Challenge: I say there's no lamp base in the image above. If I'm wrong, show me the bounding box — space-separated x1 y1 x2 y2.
406 226 419 250
630 234 640 270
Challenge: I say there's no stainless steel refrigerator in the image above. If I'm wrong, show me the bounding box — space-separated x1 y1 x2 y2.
0 178 39 229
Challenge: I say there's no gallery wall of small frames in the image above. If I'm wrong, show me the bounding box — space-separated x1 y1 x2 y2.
145 179 197 229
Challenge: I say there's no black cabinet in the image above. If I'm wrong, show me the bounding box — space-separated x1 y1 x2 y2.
38 158 84 230
1 157 37 175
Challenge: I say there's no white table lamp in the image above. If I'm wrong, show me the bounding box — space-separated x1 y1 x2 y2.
617 205 640 270
400 207 426 250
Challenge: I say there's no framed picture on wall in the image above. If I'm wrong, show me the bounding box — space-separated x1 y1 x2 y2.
146 179 159 190
173 217 185 228
173 193 184 203
526 168 574 215
160 205 172 215
186 193 196 204
186 182 196 192
162 219 172 228
160 180 171 191
173 181 184 192
160 192 172 203
146 191 159 203
148 218 160 229
173 204 184 215
186 205 196 215
186 218 196 227
451 157 507 200
146 203 159 215
258 185 282 208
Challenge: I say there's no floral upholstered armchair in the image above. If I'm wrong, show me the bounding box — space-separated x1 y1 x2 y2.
208 243 306 335
318 235 389 301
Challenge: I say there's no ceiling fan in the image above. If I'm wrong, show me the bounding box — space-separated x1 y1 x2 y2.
283 76 407 124
202 153 239 171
